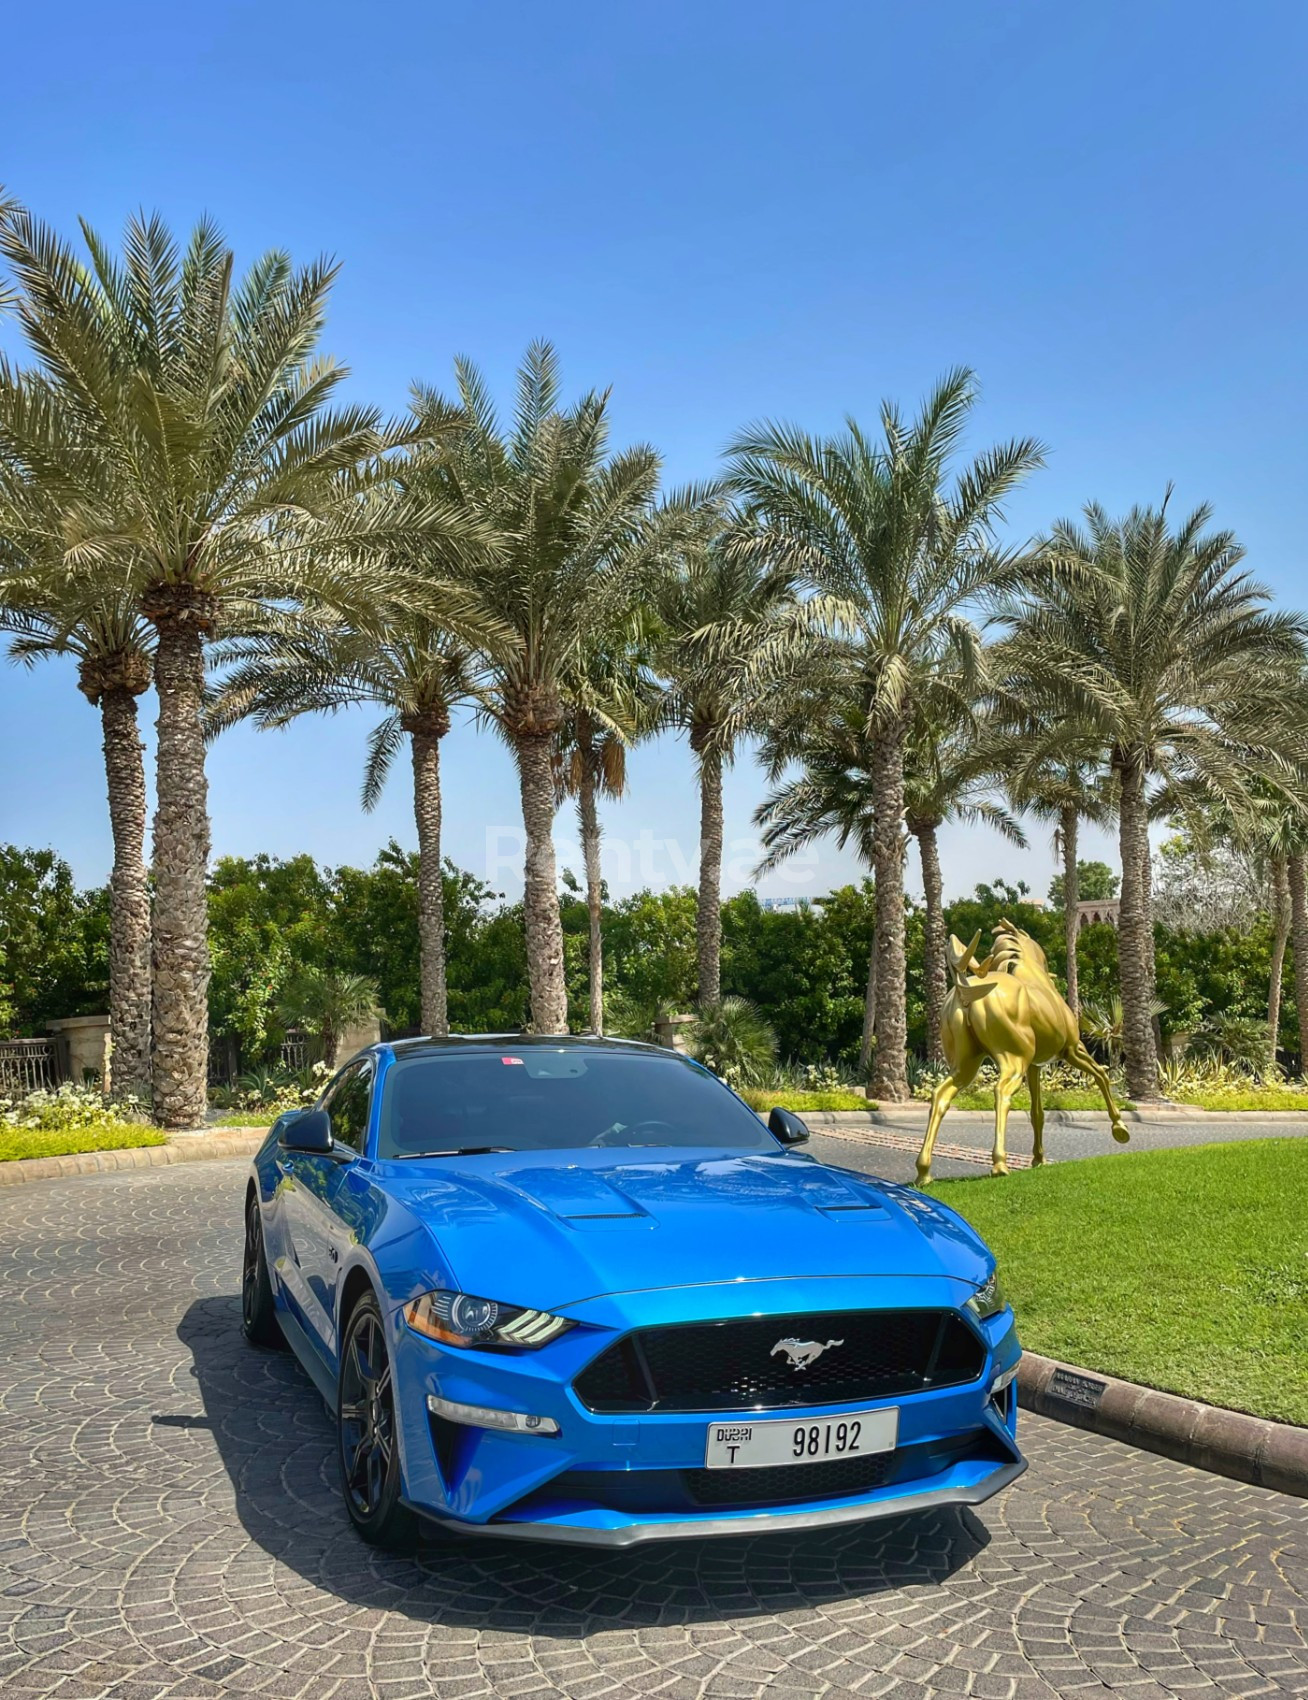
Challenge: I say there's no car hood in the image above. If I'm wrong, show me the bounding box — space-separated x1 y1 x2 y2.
374 1147 991 1310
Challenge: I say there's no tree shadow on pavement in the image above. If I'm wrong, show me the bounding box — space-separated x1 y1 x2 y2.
175 1294 989 1633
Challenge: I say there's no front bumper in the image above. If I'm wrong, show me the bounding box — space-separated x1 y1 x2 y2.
388 1276 1024 1546
419 1454 1027 1547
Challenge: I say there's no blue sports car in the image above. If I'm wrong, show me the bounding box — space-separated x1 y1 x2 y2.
242 1035 1024 1548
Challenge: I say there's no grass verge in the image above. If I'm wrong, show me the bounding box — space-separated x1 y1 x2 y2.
740 1088 874 1112
0 1123 166 1163
934 1085 1308 1113
1172 1088 1308 1112
944 1087 1107 1112
933 1139 1308 1427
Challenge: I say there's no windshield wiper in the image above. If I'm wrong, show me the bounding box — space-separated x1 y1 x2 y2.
395 1145 516 1160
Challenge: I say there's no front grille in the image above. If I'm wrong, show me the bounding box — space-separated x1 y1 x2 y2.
684 1450 895 1506
573 1308 984 1414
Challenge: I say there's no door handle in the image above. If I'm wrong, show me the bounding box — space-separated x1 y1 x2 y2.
328 1245 339 1263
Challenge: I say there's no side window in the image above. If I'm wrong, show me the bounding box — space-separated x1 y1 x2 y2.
325 1062 373 1155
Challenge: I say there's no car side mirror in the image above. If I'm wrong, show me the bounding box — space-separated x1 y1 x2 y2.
768 1106 810 1145
278 1108 333 1154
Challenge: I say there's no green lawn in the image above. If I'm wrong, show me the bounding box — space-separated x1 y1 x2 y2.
933 1140 1308 1427
0 1123 166 1163
213 1110 278 1127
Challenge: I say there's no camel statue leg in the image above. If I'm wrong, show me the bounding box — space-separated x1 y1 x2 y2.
916 1049 980 1186
1065 1040 1130 1143
1026 1063 1045 1166
991 1057 1028 1177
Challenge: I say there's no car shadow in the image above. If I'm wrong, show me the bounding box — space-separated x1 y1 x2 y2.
175 1294 989 1631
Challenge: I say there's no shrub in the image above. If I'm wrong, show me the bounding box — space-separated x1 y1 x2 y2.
738 1086 870 1112
226 1060 331 1120
0 1082 147 1133
685 997 778 1088
1188 1013 1277 1079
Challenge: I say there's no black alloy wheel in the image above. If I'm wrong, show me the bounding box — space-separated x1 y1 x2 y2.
337 1293 417 1548
241 1194 284 1347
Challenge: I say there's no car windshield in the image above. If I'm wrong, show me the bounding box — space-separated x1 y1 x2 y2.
375 1046 775 1159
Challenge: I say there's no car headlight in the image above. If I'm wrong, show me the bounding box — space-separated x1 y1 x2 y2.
965 1269 1007 1321
404 1288 574 1349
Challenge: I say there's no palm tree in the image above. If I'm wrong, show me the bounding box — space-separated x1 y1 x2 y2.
414 343 664 1032
276 967 380 1070
1288 851 1308 1074
0 207 447 1126
654 524 797 1007
1183 786 1308 1060
1210 792 1307 1058
903 729 1026 1066
555 711 624 1034
0 586 153 1096
208 611 489 1037
1002 498 1308 1098
1270 850 1292 1054
753 688 880 1074
727 369 1044 1098
995 728 1112 1014
554 630 659 1035
754 697 1023 1071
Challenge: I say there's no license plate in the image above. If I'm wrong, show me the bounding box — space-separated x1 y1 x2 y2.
704 1407 898 1469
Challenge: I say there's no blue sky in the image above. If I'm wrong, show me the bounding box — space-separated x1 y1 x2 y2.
2 0 1305 904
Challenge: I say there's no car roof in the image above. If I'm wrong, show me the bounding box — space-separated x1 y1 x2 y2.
383 1033 675 1060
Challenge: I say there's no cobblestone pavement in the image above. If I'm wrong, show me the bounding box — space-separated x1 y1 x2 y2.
1 1162 1304 1700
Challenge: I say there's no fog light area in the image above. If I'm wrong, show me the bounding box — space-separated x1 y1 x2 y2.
427 1393 560 1435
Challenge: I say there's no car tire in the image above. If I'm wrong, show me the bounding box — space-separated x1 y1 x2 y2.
337 1292 417 1550
241 1192 285 1348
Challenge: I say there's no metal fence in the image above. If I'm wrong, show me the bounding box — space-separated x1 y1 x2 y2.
205 1030 316 1090
278 1029 313 1074
0 1038 67 1097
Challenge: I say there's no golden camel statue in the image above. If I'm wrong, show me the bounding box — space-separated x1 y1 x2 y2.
915 919 1130 1183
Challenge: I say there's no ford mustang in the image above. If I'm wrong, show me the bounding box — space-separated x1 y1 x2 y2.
241 1035 1024 1547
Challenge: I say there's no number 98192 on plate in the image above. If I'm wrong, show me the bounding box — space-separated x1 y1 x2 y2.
704 1406 899 1469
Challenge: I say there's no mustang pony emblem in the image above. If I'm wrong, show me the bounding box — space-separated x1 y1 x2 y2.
770 1336 844 1370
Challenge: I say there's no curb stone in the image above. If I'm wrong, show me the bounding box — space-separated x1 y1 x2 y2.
0 1129 265 1187
1017 1349 1308 1497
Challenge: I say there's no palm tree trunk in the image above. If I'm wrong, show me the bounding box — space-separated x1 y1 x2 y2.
1115 750 1158 1100
1287 853 1308 1077
1139 833 1156 985
1061 805 1080 1015
409 721 448 1037
858 927 877 1078
515 731 568 1032
1268 853 1290 1055
1140 828 1162 1055
148 605 212 1129
696 746 724 1007
870 716 909 1101
577 749 605 1035
915 823 946 1070
99 686 152 1100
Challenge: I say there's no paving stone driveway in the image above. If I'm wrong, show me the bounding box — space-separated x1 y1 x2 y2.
1 1162 1304 1700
